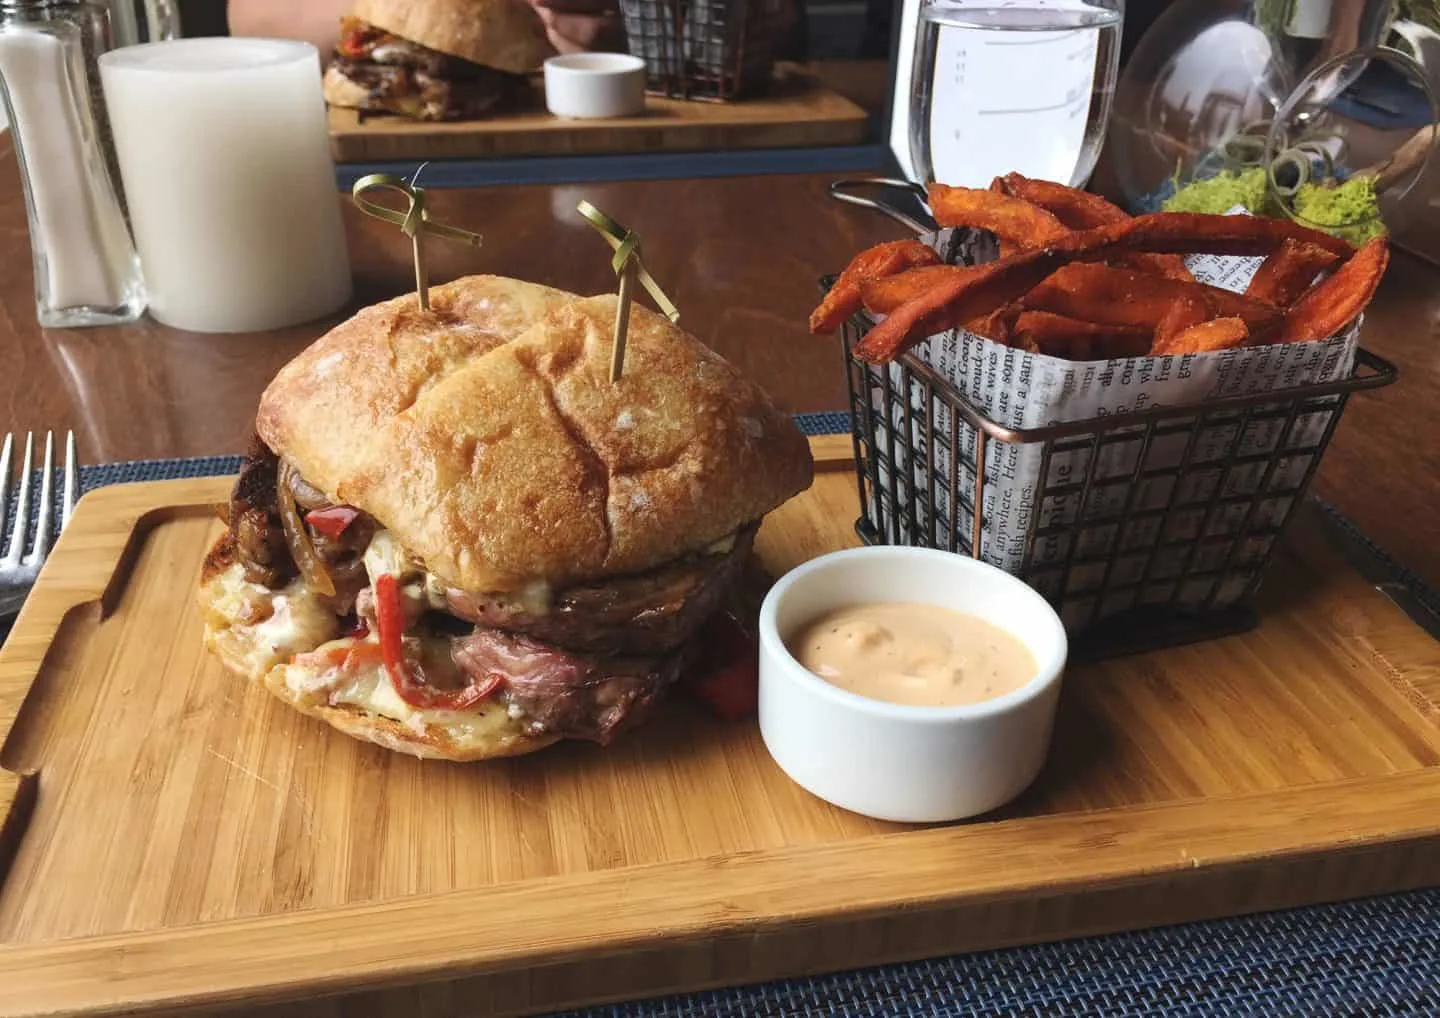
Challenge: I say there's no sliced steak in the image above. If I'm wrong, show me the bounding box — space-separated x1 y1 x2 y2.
446 524 757 656
452 628 685 744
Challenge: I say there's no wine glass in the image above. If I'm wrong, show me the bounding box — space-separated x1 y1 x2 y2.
908 0 1125 188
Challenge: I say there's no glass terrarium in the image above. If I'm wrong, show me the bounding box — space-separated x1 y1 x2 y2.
1108 0 1439 249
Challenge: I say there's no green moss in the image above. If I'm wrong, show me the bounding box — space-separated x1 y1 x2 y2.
1164 167 1387 245
1162 168 1269 215
1293 176 1388 245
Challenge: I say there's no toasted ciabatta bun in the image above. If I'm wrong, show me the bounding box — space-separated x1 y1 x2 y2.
255 275 814 595
199 536 557 761
350 0 553 74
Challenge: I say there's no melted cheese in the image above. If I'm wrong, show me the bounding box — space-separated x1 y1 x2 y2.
361 528 552 616
362 529 412 584
706 533 737 555
206 564 338 675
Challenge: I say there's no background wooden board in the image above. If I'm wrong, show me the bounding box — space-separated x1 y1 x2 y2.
327 65 870 163
0 438 1438 1016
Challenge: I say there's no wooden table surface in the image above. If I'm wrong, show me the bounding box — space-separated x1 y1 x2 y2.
0 149 1437 592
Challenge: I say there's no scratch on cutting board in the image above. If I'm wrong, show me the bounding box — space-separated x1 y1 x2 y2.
206 746 317 837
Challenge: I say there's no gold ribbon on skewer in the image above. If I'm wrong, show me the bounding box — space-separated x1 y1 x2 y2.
577 200 679 382
352 172 484 312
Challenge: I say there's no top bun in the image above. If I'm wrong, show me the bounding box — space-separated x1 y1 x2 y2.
350 0 554 74
256 276 814 594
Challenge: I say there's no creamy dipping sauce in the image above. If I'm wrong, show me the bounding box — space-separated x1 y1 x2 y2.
788 602 1036 708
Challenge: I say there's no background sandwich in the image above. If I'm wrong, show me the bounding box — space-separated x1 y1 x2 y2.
198 275 813 761
323 0 554 121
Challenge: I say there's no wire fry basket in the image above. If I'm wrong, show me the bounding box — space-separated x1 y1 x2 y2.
840 303 1398 660
617 0 782 100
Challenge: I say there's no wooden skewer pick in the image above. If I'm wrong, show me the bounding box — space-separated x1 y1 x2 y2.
352 171 483 311
576 200 679 383
612 256 638 382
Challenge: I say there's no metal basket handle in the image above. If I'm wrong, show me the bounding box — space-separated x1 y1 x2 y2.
828 178 936 236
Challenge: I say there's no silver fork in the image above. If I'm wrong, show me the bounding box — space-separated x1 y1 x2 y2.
0 431 79 619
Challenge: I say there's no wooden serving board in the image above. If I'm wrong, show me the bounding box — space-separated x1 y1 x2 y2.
2 434 1440 1017
327 65 869 163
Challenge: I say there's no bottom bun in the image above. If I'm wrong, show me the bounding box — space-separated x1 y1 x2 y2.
197 537 558 762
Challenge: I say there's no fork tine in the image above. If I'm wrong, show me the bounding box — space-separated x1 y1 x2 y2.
29 431 54 563
61 431 78 530
4 432 33 564
0 433 11 547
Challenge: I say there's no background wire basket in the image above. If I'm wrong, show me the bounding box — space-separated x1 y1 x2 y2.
841 309 1398 660
618 0 782 100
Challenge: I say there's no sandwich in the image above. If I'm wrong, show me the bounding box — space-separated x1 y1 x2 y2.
197 275 814 761
322 0 553 122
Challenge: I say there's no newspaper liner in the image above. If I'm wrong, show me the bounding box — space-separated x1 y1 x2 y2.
866 227 1359 632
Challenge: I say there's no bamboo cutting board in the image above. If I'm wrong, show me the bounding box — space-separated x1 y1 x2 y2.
326 65 869 162
2 434 1440 1017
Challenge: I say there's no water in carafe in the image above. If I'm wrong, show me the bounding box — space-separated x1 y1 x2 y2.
909 2 1123 188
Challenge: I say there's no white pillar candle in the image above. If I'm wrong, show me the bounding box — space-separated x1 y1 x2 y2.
99 38 351 333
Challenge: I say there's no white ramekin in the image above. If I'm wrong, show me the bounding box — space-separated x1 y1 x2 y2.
758 546 1068 824
543 53 646 119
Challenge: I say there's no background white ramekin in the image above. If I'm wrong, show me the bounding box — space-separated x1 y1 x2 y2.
544 54 646 119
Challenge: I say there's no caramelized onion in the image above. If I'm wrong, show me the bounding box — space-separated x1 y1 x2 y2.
278 461 335 597
286 468 332 511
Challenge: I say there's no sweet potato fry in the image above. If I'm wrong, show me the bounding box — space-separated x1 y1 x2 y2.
927 183 1071 247
987 175 1191 278
1022 263 1282 340
964 303 1021 343
860 264 975 315
1056 212 1354 260
1012 310 1152 360
810 239 941 334
1152 292 1210 348
1108 251 1196 283
1245 239 1343 307
853 249 1061 364
1279 236 1389 344
1152 316 1250 356
995 173 1191 280
997 173 1129 228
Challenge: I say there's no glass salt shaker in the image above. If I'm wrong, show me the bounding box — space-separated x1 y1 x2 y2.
106 0 181 48
0 0 145 327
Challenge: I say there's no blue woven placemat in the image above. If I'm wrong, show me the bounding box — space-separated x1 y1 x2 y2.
557 889 1440 1017
10 411 1440 1016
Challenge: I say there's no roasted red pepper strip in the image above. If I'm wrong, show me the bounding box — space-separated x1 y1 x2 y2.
374 574 502 711
809 239 942 335
686 612 759 721
306 505 360 540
